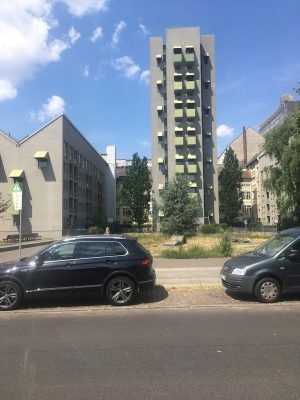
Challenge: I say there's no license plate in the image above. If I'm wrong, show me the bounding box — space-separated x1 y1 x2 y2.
220 274 226 281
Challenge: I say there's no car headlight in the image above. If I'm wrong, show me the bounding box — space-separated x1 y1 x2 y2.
232 268 246 276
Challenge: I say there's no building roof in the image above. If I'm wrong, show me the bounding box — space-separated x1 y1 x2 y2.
259 94 300 134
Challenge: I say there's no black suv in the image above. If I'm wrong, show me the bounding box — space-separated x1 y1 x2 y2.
0 235 156 310
220 228 300 303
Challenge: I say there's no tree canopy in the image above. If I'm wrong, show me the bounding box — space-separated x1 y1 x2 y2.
120 153 151 227
263 101 300 224
159 175 202 235
218 147 243 225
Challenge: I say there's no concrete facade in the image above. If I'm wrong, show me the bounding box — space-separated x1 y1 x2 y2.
0 115 110 239
151 27 219 225
101 146 116 223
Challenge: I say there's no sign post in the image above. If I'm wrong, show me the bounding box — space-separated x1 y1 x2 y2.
12 182 23 260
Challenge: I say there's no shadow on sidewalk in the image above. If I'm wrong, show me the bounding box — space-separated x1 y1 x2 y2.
21 285 169 311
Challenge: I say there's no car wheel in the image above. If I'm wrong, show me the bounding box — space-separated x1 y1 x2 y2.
254 277 281 303
0 281 23 311
106 277 136 306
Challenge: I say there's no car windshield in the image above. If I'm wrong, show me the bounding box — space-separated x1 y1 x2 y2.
252 235 295 257
26 242 56 263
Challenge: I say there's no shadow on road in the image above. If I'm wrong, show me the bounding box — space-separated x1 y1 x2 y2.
21 285 169 310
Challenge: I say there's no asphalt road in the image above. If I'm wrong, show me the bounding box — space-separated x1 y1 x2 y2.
1 307 300 400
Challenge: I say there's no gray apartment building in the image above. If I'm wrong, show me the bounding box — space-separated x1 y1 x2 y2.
0 115 113 239
150 27 219 225
259 94 300 136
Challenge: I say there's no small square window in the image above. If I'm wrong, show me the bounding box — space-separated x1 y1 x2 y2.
38 159 48 169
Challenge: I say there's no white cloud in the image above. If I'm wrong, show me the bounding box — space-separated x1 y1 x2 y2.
31 95 65 122
90 26 103 43
112 56 140 79
83 65 89 77
139 23 150 36
111 20 126 47
217 124 234 138
68 26 81 44
0 1 82 101
140 70 150 85
60 0 108 17
0 80 17 101
142 140 151 147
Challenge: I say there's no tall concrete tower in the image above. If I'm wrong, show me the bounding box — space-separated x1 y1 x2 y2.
150 27 219 225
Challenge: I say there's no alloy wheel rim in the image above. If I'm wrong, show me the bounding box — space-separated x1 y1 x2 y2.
0 284 17 309
110 280 132 304
260 282 278 300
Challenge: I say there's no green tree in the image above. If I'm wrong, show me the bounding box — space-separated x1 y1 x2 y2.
160 175 202 235
263 102 300 223
120 153 151 227
219 147 243 225
0 192 9 215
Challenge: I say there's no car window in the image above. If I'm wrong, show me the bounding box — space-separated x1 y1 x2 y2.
41 243 76 262
253 235 295 257
114 242 127 256
78 241 114 258
291 240 300 252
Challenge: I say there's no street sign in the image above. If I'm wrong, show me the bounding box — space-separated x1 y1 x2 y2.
12 182 22 211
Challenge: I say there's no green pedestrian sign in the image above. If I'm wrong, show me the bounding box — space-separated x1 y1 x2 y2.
12 182 23 211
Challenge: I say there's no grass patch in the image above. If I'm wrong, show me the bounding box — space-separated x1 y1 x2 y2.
160 245 225 259
122 232 271 258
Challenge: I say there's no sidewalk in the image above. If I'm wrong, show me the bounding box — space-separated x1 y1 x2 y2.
154 258 227 289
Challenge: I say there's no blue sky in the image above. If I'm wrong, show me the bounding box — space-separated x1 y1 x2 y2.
0 0 299 159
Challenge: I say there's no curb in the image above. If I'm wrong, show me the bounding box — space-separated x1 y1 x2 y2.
0 240 53 252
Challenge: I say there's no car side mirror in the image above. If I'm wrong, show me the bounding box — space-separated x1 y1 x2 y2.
287 249 300 260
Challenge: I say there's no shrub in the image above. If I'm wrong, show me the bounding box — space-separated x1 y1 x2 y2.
248 220 262 229
218 233 232 257
278 215 298 231
88 226 100 234
201 224 223 234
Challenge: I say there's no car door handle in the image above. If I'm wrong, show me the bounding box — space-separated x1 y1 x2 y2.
105 259 116 264
280 267 285 270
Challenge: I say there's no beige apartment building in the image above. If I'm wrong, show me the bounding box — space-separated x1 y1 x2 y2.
246 153 278 225
0 115 113 239
218 127 265 170
151 27 219 226
219 94 299 225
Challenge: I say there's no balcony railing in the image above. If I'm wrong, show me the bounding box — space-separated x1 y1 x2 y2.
175 137 184 146
187 164 197 174
186 108 196 118
175 109 183 119
175 165 185 174
187 136 196 146
173 54 183 63
185 81 195 92
174 82 183 92
185 53 195 63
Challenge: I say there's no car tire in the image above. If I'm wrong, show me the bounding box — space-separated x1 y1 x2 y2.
254 277 281 303
0 281 23 311
106 277 136 306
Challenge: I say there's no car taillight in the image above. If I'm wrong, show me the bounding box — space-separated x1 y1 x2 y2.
140 258 151 267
